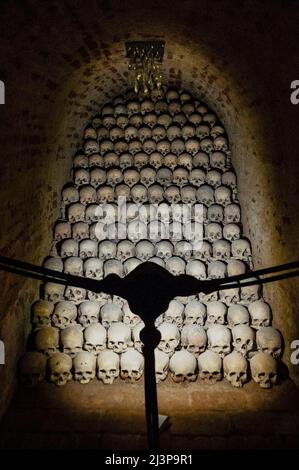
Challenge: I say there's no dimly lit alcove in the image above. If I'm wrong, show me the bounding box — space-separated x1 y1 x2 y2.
0 0 299 450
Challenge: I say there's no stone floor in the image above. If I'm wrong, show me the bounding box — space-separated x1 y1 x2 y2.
0 377 299 450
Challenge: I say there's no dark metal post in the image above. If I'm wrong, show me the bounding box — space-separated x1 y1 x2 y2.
141 322 161 450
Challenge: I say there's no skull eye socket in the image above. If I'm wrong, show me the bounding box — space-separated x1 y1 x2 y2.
258 372 265 378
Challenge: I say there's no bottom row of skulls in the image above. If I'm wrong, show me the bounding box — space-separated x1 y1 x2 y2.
19 322 281 390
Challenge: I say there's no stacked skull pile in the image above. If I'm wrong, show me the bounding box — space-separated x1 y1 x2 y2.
19 86 283 390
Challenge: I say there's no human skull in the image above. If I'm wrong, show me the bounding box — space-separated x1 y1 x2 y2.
182 124 196 141
116 239 135 261
232 325 255 357
184 300 206 326
149 152 163 169
34 326 59 357
127 220 147 243
108 322 132 354
169 350 197 383
193 240 212 261
156 139 171 156
54 222 71 242
135 240 155 261
219 286 240 305
193 153 209 171
240 278 261 304
103 150 119 167
43 282 65 303
129 139 142 155
181 325 207 357
250 352 277 389
101 303 123 329
174 240 192 260
97 126 110 141
200 138 214 154
97 241 116 262
167 124 181 141
79 185 97 205
89 153 104 168
83 258 103 280
52 301 77 329
156 167 172 187
166 256 186 276
157 322 180 356
48 352 72 386
248 300 272 329
164 186 181 204
184 138 199 156
189 168 205 187
163 300 184 328
212 239 231 260
224 204 241 224
79 240 98 259
73 351 96 384
140 166 156 187
227 304 250 328
97 185 114 204
144 112 158 128
72 222 89 241
74 168 90 187
227 259 247 277
67 203 85 223
106 168 123 187
210 125 225 139
198 350 222 384
208 204 224 223
78 301 100 327
152 125 167 142
207 325 232 358
143 139 157 155
172 167 188 187
62 185 79 205
208 260 227 279
181 185 197 204
205 222 222 242
64 256 83 276
115 183 131 201
138 125 152 142
210 151 226 171
31 300 54 328
84 139 100 156
256 327 282 358
214 136 229 152
197 185 214 206
110 126 124 142
73 153 89 169
130 184 147 204
223 351 248 388
155 349 169 383
60 326 83 357
206 170 222 189
215 186 232 206
19 352 47 387
64 285 86 303
120 348 144 382
147 184 163 204
171 138 185 156
223 224 241 241
43 257 63 272
84 323 106 355
119 152 133 169
222 170 237 189
206 301 227 326
60 239 79 258
186 260 206 280
154 240 173 260
97 349 120 384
